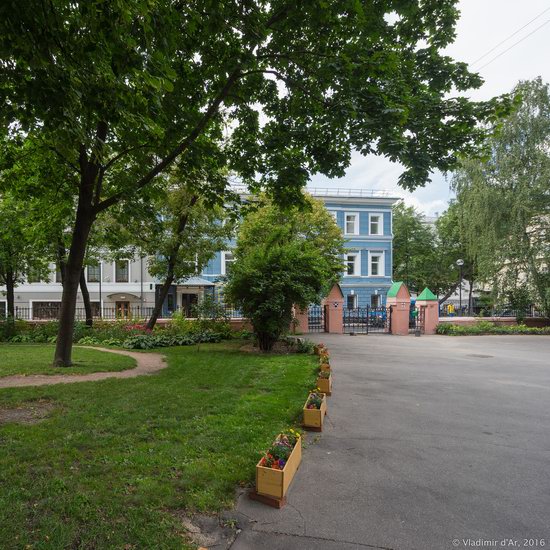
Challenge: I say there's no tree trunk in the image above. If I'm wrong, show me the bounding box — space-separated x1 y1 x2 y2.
5 268 15 319
438 282 459 305
79 268 93 327
467 278 474 315
54 186 95 367
5 269 16 338
146 274 174 330
145 197 197 331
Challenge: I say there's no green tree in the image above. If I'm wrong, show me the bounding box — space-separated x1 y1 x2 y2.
139 184 234 330
0 1 509 365
0 195 49 328
392 202 436 292
225 195 344 350
452 78 550 315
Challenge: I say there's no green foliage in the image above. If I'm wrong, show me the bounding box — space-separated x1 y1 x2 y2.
122 331 222 350
168 301 232 339
508 287 532 323
392 201 477 301
1 321 89 344
225 195 344 351
452 78 550 315
436 321 550 335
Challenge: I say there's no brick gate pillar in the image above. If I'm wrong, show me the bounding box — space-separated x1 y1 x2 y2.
415 287 439 335
386 281 411 336
292 306 309 334
322 284 344 334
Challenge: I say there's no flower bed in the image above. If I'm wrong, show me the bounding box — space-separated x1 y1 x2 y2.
255 431 302 501
303 391 327 431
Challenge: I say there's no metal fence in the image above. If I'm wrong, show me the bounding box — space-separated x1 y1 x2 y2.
343 306 391 334
307 305 326 333
4 304 244 321
439 303 542 318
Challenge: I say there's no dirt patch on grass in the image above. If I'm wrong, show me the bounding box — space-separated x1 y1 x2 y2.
239 338 308 354
0 400 56 425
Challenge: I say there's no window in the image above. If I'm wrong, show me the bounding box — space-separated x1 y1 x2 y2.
0 301 6 319
329 211 338 223
221 251 235 275
55 267 63 283
167 293 175 312
369 213 383 235
371 294 380 307
33 301 61 320
90 301 101 317
115 260 129 283
87 263 101 283
347 294 357 309
345 253 359 276
369 252 385 277
345 213 359 235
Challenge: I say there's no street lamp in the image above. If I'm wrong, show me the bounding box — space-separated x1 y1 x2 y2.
456 259 464 314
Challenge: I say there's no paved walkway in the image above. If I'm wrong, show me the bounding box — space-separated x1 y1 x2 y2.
0 347 166 388
231 334 550 550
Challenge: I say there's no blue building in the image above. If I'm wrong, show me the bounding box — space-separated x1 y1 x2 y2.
199 187 400 309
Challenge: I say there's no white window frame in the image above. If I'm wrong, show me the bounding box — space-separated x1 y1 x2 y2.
346 293 358 309
86 262 102 283
368 251 385 277
344 212 360 236
369 213 384 236
344 252 360 277
113 259 131 283
221 251 235 276
328 210 338 223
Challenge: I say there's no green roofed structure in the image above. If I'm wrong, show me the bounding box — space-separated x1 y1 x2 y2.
387 281 406 298
417 287 437 301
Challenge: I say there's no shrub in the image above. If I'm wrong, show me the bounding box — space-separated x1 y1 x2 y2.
121 330 223 350
437 321 550 336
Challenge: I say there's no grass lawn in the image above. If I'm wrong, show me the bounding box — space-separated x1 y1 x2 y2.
0 341 317 549
0 344 136 377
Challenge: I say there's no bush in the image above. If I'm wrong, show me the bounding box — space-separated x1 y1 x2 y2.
437 321 550 336
121 330 223 350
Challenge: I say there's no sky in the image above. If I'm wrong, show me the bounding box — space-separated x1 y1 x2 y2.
308 0 550 216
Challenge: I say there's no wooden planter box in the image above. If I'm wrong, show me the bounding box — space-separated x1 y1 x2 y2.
255 435 302 504
303 393 327 431
319 362 331 373
316 374 332 396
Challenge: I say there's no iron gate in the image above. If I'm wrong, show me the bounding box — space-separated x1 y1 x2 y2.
409 306 425 334
308 305 326 333
343 306 391 334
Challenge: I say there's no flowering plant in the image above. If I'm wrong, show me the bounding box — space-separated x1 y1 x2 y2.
317 370 331 379
305 391 324 409
259 430 300 470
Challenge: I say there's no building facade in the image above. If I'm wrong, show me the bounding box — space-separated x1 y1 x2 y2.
0 188 399 319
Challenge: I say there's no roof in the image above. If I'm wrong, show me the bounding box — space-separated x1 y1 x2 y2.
387 281 405 298
178 277 216 287
417 287 438 301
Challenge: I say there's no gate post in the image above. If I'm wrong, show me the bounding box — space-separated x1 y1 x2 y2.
416 288 439 335
386 281 410 335
322 284 344 334
292 306 309 334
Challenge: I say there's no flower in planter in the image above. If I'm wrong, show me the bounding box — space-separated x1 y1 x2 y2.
260 430 301 470
305 391 324 409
